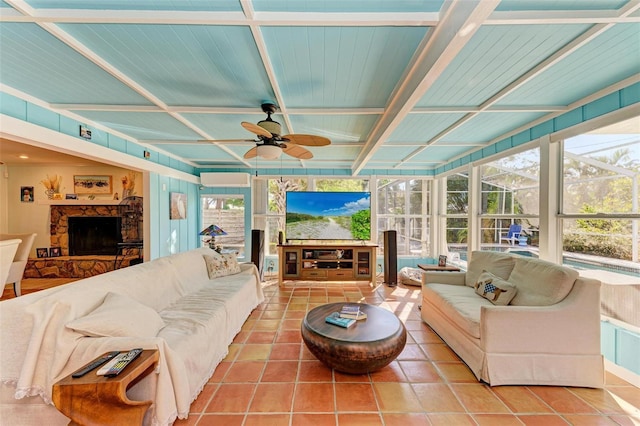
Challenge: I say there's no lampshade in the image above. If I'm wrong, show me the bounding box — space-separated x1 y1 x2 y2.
199 224 227 236
256 144 281 159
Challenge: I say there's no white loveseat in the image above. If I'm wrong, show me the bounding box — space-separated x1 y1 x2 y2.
0 247 264 425
421 250 604 388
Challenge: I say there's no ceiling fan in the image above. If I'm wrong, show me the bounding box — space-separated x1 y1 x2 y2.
210 103 331 160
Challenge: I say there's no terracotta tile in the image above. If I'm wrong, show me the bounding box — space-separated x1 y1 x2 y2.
473 414 525 425
298 360 333 382
281 318 303 330
209 362 231 383
420 343 460 361
253 319 281 331
223 344 242 362
237 344 272 361
334 370 371 382
407 328 443 343
381 413 430 426
293 383 335 412
249 383 295 413
396 344 427 361
173 414 199 426
206 383 255 413
604 386 640 411
413 383 465 413
562 414 619 425
399 360 443 383
261 361 299 382
370 361 407 382
335 383 378 412
607 415 638 426
243 414 291 425
492 386 553 414
433 361 476 383
373 382 423 412
517 414 570 426
197 414 245 426
241 319 257 331
284 310 306 319
426 413 475 425
189 383 216 413
450 383 510 413
530 386 599 414
232 330 250 343
337 413 383 425
269 343 302 360
568 387 633 415
291 413 336 426
301 345 318 360
246 331 277 344
605 372 633 386
275 329 302 343
224 361 265 383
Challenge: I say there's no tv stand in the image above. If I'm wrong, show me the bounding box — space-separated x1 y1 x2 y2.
278 244 377 286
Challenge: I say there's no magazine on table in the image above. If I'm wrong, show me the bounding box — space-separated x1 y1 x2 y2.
339 305 367 320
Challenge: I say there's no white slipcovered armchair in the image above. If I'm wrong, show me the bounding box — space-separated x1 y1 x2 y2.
0 233 36 297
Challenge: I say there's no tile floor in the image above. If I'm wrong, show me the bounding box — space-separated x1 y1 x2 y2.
174 280 640 426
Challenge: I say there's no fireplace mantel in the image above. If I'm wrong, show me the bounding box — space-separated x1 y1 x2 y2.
38 200 121 206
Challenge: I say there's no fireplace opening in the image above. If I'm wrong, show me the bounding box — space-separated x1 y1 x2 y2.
68 216 123 255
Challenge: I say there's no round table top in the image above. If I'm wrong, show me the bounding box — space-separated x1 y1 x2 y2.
303 302 403 343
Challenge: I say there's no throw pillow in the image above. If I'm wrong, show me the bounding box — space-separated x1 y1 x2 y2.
66 292 165 337
203 253 241 279
474 270 518 306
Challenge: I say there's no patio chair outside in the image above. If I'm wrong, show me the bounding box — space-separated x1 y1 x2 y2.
500 224 522 245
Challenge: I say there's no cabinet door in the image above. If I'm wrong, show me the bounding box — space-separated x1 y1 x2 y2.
354 248 372 278
283 248 301 278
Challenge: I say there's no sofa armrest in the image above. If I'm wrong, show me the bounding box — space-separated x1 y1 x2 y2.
480 278 601 354
422 271 466 287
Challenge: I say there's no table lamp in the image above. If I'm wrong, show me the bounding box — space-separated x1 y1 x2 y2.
199 224 227 252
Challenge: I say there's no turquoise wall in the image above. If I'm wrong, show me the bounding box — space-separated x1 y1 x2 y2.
601 321 640 376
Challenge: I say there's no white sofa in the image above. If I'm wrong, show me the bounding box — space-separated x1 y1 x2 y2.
0 247 264 425
421 250 604 388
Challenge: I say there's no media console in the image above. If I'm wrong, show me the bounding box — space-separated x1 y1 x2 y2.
277 244 377 286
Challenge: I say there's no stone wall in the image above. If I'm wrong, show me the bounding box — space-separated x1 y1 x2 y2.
25 255 140 279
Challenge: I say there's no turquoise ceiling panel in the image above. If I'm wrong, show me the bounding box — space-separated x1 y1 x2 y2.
412 145 471 162
22 0 241 11
371 145 417 161
417 24 590 107
58 24 274 107
388 113 467 142
288 114 379 142
70 111 202 140
497 24 640 106
496 1 627 11
0 23 151 105
253 0 444 12
441 112 546 143
262 26 428 108
157 143 236 160
305 145 360 160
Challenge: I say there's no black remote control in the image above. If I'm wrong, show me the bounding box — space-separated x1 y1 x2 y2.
71 351 121 378
104 348 144 377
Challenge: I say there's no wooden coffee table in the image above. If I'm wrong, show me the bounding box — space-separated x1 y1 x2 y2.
301 303 406 374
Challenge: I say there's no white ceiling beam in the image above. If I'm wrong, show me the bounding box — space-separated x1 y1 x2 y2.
352 0 501 175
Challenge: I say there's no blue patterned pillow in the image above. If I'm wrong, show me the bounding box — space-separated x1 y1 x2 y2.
474 270 518 306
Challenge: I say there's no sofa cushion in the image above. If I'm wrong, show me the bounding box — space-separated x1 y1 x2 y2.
474 271 518 306
66 292 165 337
509 257 578 306
203 253 241 279
465 251 516 287
423 283 493 338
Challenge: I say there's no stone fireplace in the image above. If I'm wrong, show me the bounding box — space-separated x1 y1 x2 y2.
50 205 121 256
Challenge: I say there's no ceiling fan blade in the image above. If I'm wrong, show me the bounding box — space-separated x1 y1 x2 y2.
241 121 272 138
281 134 331 146
244 146 259 159
198 139 255 143
282 144 313 160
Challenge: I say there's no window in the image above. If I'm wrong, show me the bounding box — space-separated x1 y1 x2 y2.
445 173 469 255
377 179 430 256
260 177 308 254
200 195 245 257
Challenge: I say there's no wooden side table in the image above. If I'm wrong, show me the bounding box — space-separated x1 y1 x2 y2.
417 264 461 272
53 349 159 426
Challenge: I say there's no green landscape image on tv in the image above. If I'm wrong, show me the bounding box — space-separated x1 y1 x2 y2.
285 192 371 240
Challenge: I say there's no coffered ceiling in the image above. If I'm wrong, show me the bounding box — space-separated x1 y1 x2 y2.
1 0 638 174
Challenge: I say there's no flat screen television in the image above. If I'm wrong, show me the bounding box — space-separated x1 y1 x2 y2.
285 191 371 240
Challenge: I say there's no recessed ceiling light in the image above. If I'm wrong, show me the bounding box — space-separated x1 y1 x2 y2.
19 155 29 159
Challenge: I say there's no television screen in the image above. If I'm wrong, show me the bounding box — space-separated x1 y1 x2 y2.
285 191 371 240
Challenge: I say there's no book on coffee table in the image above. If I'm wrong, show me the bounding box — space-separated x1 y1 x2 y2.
325 312 356 328
339 305 367 320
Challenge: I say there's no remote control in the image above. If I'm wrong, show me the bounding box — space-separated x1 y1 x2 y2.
101 348 143 377
72 351 121 378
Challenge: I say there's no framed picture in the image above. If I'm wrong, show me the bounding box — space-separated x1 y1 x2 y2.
36 247 48 258
73 175 112 194
438 255 447 267
65 193 78 200
21 186 34 202
170 192 187 220
49 247 61 257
